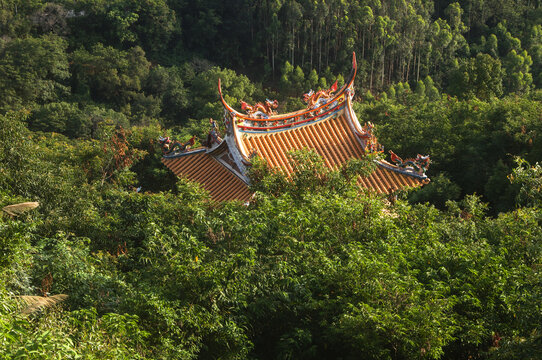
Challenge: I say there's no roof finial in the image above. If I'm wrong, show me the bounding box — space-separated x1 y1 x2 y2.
204 118 223 148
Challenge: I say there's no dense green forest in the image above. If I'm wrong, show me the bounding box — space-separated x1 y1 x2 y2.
1 0 541 359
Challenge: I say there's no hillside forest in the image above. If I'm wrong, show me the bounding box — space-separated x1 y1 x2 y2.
0 0 541 359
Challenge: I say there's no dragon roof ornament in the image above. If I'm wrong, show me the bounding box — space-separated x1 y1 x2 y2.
389 150 431 176
218 52 357 132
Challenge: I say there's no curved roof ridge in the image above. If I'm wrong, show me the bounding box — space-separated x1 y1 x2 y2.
218 52 357 130
162 147 206 159
238 101 346 134
376 160 430 181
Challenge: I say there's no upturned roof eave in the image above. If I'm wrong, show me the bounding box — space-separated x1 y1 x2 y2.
218 52 357 125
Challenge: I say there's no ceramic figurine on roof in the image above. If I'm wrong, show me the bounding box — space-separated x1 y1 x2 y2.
159 135 195 155
303 80 338 109
389 150 431 175
161 52 430 202
357 122 384 154
203 118 223 148
240 99 279 119
360 121 375 138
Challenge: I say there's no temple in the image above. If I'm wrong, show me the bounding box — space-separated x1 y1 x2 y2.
162 53 430 202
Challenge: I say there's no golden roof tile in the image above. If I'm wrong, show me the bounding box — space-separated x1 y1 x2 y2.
162 52 429 200
162 150 251 202
235 113 427 194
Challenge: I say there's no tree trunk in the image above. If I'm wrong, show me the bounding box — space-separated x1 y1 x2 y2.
417 49 421 82
326 26 330 68
370 56 374 90
406 53 411 83
388 59 398 84
362 32 365 59
301 30 305 68
291 25 294 66
318 24 322 73
412 51 416 82
310 20 313 68
381 45 385 88
272 40 275 79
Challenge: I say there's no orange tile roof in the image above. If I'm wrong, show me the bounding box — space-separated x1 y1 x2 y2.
162 150 252 202
241 113 362 172
163 52 429 199
360 162 429 194
238 112 428 194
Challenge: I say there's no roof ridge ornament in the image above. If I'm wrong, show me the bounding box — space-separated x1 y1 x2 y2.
389 150 431 175
303 80 338 109
158 135 196 155
357 122 384 153
217 52 358 132
203 118 223 148
239 99 279 119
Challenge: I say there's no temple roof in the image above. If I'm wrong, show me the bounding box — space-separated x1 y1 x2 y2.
162 149 252 202
161 52 430 202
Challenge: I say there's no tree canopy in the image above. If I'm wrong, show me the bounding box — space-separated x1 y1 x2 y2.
0 1 541 359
